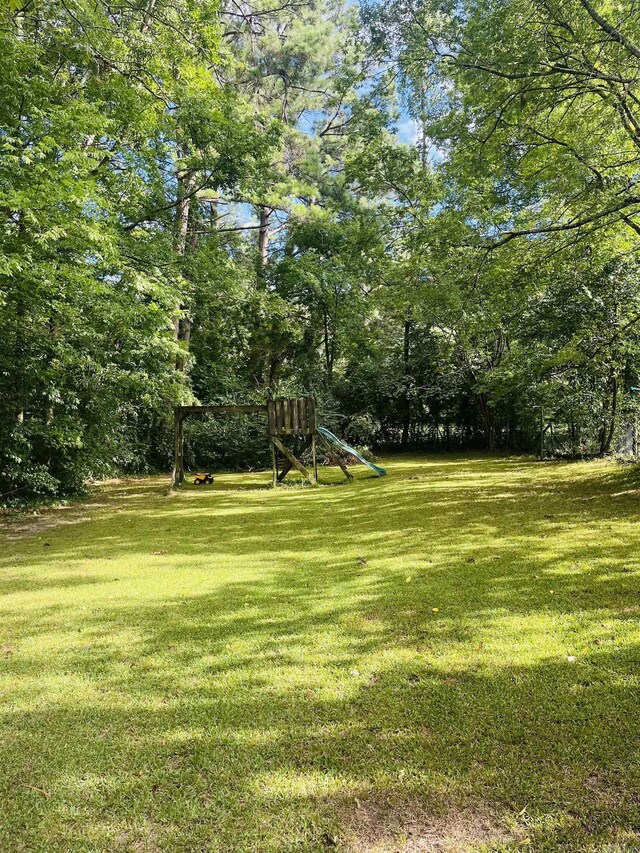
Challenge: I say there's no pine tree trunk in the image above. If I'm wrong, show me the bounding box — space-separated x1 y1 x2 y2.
401 315 411 446
323 310 333 384
258 205 270 276
174 150 196 372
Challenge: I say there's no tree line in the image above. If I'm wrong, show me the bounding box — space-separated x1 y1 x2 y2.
2 0 640 501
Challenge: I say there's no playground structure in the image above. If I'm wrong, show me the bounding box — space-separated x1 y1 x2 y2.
170 397 386 489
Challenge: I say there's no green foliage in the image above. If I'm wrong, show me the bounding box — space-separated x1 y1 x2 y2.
0 0 277 500
5 0 640 499
183 413 272 471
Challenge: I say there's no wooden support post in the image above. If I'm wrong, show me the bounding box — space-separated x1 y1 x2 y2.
312 432 318 483
308 397 317 433
171 409 184 489
277 436 312 482
178 415 185 484
317 432 353 482
271 437 278 487
271 436 316 485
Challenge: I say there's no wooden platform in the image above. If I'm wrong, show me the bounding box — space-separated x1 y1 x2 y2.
267 397 316 436
267 398 317 485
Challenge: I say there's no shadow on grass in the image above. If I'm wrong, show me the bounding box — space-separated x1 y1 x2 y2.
1 454 640 851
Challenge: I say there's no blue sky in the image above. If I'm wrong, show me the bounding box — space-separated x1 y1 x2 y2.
396 115 420 145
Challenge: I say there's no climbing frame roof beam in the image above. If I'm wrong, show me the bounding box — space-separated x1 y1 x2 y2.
177 404 266 417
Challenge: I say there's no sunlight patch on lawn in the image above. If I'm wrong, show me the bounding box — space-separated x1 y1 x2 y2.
2 455 640 851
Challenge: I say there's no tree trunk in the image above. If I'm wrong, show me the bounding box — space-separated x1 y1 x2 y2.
258 205 271 277
601 373 619 454
268 355 280 389
174 150 196 372
13 213 26 423
401 315 411 446
323 309 333 383
486 417 495 451
140 0 157 34
475 393 495 451
174 161 194 257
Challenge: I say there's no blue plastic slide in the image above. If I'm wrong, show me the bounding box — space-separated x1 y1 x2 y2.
317 427 387 477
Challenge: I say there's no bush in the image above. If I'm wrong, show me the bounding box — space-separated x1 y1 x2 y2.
183 413 271 472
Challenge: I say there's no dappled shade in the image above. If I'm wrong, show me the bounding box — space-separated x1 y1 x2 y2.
1 456 640 851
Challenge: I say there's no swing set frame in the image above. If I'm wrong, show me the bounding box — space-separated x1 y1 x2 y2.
171 397 347 489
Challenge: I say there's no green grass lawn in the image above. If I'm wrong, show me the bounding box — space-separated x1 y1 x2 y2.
1 455 640 852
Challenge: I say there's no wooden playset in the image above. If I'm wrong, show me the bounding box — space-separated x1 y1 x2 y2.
170 397 385 489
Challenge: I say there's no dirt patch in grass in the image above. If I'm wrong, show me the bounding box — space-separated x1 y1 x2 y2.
343 796 514 852
0 504 96 540
0 477 164 540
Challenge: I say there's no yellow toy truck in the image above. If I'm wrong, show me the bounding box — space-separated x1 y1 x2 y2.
193 473 214 486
